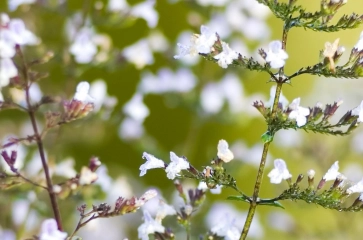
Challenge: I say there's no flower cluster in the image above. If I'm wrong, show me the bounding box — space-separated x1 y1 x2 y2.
0 13 38 88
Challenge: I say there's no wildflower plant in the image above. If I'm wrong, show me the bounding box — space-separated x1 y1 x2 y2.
2 0 363 240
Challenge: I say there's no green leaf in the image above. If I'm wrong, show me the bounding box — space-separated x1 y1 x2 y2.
261 131 273 143
258 200 285 209
227 195 250 203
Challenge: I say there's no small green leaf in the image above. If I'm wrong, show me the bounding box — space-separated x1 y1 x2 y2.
261 131 273 143
227 195 250 203
258 200 285 209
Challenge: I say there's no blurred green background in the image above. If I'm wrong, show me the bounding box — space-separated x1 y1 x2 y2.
1 0 363 239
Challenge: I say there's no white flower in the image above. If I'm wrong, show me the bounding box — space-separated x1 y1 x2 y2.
346 177 363 194
288 98 310 127
217 139 234 162
197 182 223 194
352 100 363 122
123 93 149 122
123 39 154 69
139 152 165 176
214 42 238 68
79 166 98 185
138 211 165 240
174 25 217 59
69 28 97 64
307 169 315 179
268 159 292 184
135 189 158 207
155 200 177 222
8 0 36 11
0 58 18 88
323 161 343 181
265 40 288 69
165 152 190 179
7 18 39 45
210 214 240 240
39 219 67 240
73 81 94 102
130 0 158 28
354 31 363 51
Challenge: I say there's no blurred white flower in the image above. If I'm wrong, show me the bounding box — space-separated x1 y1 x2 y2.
8 0 36 11
54 158 77 179
39 219 67 240
138 211 165 240
118 117 145 140
288 98 310 127
69 28 97 64
139 68 196 94
74 81 94 103
0 229 15 240
196 0 229 6
352 100 363 122
323 161 343 181
107 0 129 11
211 215 240 240
155 200 177 222
206 203 263 239
174 25 217 59
198 182 223 194
265 40 288 69
165 152 190 179
241 18 270 40
267 211 295 232
140 152 165 176
268 159 292 184
123 93 149 122
79 166 97 185
89 79 118 112
265 85 289 109
131 0 158 28
0 58 17 88
346 177 363 194
200 82 224 114
123 39 154 69
214 42 238 68
354 31 363 51
220 73 245 113
217 139 234 163
147 31 169 52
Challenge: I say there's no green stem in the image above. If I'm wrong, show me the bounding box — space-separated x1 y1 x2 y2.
239 20 289 237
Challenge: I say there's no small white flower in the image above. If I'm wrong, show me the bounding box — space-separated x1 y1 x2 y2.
123 93 149 122
130 0 158 28
354 31 363 51
346 177 363 194
73 81 94 102
69 29 97 64
268 159 292 184
210 214 240 240
138 211 165 240
214 42 238 68
174 25 217 59
217 139 234 162
165 152 190 179
288 98 310 127
79 166 98 185
265 40 288 69
352 100 363 122
307 169 315 179
0 58 18 88
123 39 154 69
39 219 67 240
139 152 165 176
135 189 158 207
323 161 343 181
155 200 177 222
8 0 36 12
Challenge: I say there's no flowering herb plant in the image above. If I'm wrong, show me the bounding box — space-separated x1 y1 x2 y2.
2 0 363 239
